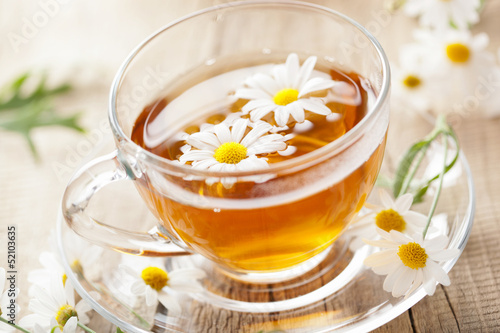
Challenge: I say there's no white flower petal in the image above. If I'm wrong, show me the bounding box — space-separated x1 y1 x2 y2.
428 248 460 262
364 250 399 267
168 280 204 293
253 73 280 95
240 122 272 147
180 150 215 163
296 56 317 89
395 193 414 213
158 293 182 316
286 103 305 123
405 268 424 299
425 260 451 286
235 88 270 100
62 317 77 333
248 105 277 121
213 123 232 144
231 118 249 143
241 99 275 113
145 286 158 306
298 77 336 97
286 53 300 86
379 189 396 209
296 99 331 116
383 265 406 293
131 280 146 295
392 267 415 297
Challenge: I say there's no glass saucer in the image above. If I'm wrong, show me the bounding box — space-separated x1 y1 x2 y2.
57 114 475 332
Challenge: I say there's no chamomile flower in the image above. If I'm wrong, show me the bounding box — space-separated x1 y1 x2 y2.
403 0 481 31
234 53 337 126
346 190 427 251
19 275 92 332
179 118 291 188
391 45 437 114
411 29 497 114
120 260 205 316
0 267 17 332
28 235 102 295
364 229 460 298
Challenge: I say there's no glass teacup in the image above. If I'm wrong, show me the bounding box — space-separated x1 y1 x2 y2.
62 0 390 283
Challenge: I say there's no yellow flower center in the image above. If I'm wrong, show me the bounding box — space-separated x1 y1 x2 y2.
446 43 470 63
273 88 299 106
375 209 406 232
213 142 248 164
403 75 421 89
141 267 169 291
55 304 78 327
398 242 428 269
71 259 83 275
62 274 67 286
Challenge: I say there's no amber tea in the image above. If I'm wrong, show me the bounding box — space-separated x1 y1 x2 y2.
130 54 387 272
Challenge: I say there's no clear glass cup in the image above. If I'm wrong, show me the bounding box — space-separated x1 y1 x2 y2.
62 0 390 283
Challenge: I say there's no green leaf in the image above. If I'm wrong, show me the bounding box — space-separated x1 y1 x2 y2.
392 140 431 198
0 72 84 159
116 328 125 333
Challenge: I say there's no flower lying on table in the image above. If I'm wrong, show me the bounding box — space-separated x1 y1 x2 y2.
120 260 206 316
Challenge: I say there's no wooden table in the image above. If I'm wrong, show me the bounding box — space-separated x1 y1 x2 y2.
1 1 499 332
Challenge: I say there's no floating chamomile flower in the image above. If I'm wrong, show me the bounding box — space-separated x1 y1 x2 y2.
120 262 205 316
0 267 17 332
19 275 92 332
403 0 481 31
346 190 427 251
179 118 291 188
234 53 337 126
363 229 460 298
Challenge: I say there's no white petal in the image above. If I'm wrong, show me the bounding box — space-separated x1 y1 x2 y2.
231 118 249 143
180 150 215 163
372 262 399 275
168 280 204 293
425 260 451 286
252 73 280 95
363 238 400 249
249 105 277 121
364 250 399 267
428 248 460 262
422 269 437 296
392 267 415 297
65 282 75 307
405 268 424 299
272 65 288 88
145 287 158 306
423 235 449 251
383 265 406 292
235 88 270 100
157 293 182 316
286 53 300 86
296 99 331 116
274 108 290 126
242 99 274 113
241 122 272 147
192 158 219 170
213 123 232 144
388 230 414 245
131 280 146 295
287 103 305 123
187 132 220 150
168 268 207 280
298 77 336 97
395 193 414 213
62 317 77 333
296 56 317 90
379 189 396 208
403 211 428 227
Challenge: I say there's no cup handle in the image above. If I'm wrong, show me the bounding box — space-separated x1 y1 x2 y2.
62 150 192 256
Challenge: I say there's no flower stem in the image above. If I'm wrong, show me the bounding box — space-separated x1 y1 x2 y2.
422 134 448 239
78 322 97 333
0 317 30 333
399 143 429 195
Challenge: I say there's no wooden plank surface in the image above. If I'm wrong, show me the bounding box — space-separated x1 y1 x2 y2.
1 1 500 332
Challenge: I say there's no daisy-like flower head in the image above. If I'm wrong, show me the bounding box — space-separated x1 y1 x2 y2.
120 261 205 316
179 118 291 188
403 0 481 31
363 228 460 298
346 190 428 251
409 29 497 114
234 53 337 126
391 43 439 114
19 275 92 332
